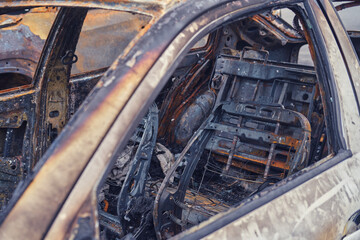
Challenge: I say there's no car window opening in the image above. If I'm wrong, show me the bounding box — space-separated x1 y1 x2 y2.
334 1 360 60
71 9 152 75
95 6 333 240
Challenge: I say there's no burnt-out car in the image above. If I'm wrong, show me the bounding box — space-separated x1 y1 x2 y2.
0 0 359 239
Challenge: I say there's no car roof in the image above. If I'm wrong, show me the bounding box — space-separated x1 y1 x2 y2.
0 0 181 16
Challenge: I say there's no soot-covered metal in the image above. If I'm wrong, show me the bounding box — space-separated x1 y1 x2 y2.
0 0 359 238
94 9 330 240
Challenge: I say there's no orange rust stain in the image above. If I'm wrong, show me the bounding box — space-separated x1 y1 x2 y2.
215 155 266 174
103 200 109 212
0 88 35 101
216 149 290 170
252 14 302 39
0 84 34 95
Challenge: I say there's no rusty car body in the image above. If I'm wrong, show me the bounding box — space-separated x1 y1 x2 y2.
0 0 359 239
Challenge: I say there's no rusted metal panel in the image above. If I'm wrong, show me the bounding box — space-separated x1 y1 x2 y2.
0 13 47 79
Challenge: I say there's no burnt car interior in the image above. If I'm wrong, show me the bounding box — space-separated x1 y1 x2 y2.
0 1 354 240
96 6 332 240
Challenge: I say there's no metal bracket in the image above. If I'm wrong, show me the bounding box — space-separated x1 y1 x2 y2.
61 50 78 65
